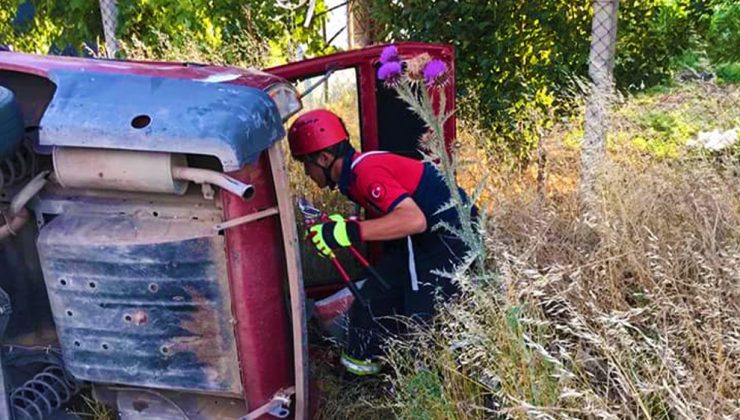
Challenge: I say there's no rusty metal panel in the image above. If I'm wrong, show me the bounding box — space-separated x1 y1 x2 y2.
36 213 241 395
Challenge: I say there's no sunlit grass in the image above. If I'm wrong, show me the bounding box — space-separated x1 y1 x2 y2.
325 79 740 419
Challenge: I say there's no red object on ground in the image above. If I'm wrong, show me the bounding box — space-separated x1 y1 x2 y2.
314 287 355 329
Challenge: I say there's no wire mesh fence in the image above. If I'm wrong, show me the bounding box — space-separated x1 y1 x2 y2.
581 0 619 212
98 0 119 58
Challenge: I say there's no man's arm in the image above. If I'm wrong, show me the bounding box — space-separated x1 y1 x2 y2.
357 197 427 241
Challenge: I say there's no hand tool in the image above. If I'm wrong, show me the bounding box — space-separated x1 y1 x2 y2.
297 198 392 307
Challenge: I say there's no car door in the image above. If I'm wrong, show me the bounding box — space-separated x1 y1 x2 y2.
267 42 458 296
267 42 457 157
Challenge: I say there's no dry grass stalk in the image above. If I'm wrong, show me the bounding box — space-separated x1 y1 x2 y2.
375 150 740 419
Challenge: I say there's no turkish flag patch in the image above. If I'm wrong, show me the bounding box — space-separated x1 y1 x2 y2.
368 182 386 201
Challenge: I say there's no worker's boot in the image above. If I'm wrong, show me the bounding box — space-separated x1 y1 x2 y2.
339 352 382 377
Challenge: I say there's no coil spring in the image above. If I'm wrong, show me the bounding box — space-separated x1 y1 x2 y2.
10 364 81 420
0 142 37 192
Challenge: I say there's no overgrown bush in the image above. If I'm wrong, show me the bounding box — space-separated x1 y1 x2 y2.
706 2 740 64
370 1 592 163
117 0 331 65
0 0 330 65
0 0 103 54
716 62 740 83
615 0 693 89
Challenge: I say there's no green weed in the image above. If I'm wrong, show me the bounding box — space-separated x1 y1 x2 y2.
716 62 740 84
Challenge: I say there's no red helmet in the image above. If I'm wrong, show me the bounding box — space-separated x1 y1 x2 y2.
288 109 349 157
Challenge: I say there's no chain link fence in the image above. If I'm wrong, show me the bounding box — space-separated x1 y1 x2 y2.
581 0 619 212
98 0 119 58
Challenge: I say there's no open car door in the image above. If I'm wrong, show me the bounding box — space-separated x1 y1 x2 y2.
268 42 457 158
268 42 458 295
267 43 456 419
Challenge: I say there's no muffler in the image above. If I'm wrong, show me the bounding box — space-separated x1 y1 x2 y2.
53 147 253 199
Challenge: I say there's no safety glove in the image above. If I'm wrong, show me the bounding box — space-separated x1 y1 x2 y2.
307 214 361 258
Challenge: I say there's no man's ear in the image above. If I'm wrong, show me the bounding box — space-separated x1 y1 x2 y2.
317 150 334 166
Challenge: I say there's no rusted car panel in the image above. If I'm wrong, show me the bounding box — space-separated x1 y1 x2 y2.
220 155 294 410
38 70 284 170
36 212 242 395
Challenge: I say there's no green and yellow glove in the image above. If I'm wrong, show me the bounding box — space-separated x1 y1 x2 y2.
307 214 361 258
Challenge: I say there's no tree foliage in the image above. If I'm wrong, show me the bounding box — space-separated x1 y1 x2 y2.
369 0 716 162
0 0 102 54
0 0 330 65
706 2 740 63
370 1 592 161
117 0 331 66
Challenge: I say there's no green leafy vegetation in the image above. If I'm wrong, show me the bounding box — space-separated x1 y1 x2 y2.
0 0 330 65
706 2 740 64
0 0 103 54
117 0 332 66
611 82 739 160
716 62 740 83
369 1 592 163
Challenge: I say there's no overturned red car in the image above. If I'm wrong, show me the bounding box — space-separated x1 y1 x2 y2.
0 42 456 419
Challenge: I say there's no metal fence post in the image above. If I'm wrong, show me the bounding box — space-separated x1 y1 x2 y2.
99 0 119 58
581 0 619 212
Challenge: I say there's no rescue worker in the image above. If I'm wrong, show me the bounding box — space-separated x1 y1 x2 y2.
289 109 474 376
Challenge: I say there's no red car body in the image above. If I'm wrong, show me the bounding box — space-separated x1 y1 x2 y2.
0 42 456 419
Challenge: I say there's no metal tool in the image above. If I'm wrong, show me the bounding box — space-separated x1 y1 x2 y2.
298 198 392 307
298 197 391 289
298 198 367 307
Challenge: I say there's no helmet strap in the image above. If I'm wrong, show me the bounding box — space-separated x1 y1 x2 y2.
323 154 341 190
309 154 340 190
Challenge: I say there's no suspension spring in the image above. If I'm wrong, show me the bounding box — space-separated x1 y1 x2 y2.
10 364 81 420
0 142 37 192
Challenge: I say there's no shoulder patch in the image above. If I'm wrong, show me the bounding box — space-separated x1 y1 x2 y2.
368 182 386 201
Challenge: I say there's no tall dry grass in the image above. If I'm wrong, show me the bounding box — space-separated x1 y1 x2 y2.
317 105 739 417
369 142 740 418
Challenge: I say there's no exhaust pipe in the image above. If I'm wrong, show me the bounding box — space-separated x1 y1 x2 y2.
1 170 50 241
0 207 30 240
53 147 254 200
171 166 254 200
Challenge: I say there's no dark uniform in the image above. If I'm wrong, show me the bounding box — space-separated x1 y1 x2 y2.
337 147 473 360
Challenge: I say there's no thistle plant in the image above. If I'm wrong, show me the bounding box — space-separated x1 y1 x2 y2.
377 46 487 277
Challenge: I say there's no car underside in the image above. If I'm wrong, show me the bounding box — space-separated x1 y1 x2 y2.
0 42 456 420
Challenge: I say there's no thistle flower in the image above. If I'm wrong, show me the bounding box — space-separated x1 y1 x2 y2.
377 61 403 88
379 45 399 64
418 129 435 153
406 53 431 81
423 59 448 87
